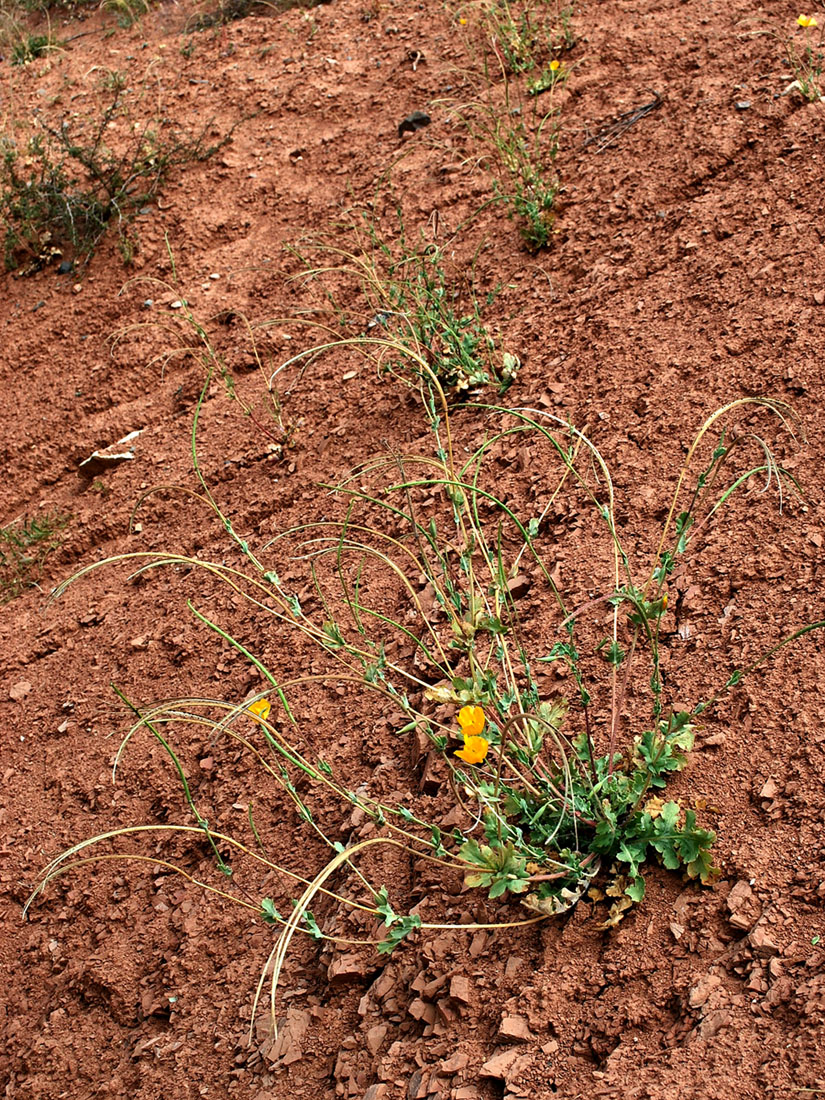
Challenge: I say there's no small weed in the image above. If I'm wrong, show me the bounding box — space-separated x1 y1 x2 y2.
289 205 518 393
1 87 236 272
448 1 575 247
101 0 153 29
0 511 69 602
10 31 61 64
783 14 824 102
472 0 576 75
97 68 127 93
449 59 567 249
186 0 328 32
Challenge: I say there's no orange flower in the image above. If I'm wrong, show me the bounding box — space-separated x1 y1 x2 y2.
456 734 490 764
549 59 560 71
458 705 485 738
248 698 271 721
455 706 489 764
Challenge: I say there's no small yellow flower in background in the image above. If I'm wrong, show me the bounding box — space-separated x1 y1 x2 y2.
458 705 485 738
455 705 489 764
797 14 818 26
459 16 467 24
248 698 271 721
456 734 490 764
549 59 560 71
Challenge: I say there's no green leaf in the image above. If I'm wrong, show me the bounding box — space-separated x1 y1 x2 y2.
375 885 397 926
625 876 646 903
260 898 283 924
597 638 625 666
301 909 324 941
675 511 694 555
322 620 345 648
377 913 421 954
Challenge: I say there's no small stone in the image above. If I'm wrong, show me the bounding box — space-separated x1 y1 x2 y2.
449 974 472 1004
398 110 431 138
209 272 221 280
369 970 395 1000
361 1087 387 1100
408 998 436 1024
9 680 32 701
170 299 183 309
760 777 779 800
480 1049 522 1080
688 973 721 1009
504 957 524 979
72 283 83 294
263 1007 310 1066
342 371 357 381
703 731 727 747
407 1070 428 1100
735 100 751 110
327 953 376 984
750 923 780 958
468 932 486 957
814 290 825 305
142 299 153 310
698 1008 731 1039
439 1052 468 1074
499 1015 533 1042
726 880 762 931
506 574 531 599
364 1024 387 1054
57 260 73 275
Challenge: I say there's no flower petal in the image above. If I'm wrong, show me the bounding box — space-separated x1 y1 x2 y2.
458 705 485 737
455 735 489 764
248 698 271 720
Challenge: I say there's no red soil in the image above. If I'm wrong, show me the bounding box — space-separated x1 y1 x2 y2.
1 1 824 1098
